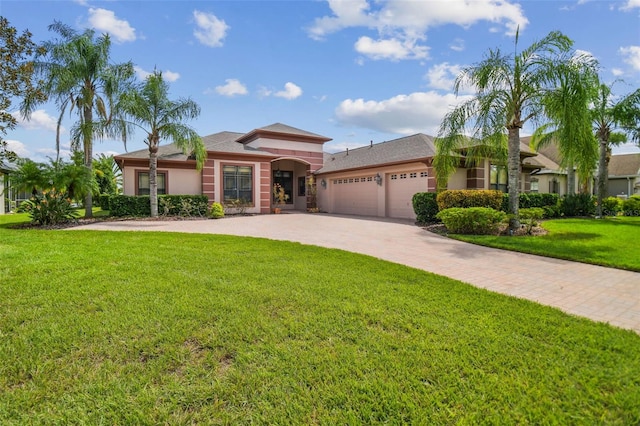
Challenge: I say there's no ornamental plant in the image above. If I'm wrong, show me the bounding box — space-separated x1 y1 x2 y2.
273 183 289 206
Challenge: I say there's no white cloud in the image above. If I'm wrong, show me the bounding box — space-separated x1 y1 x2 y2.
11 109 60 133
335 91 472 135
621 0 640 10
308 0 528 59
620 46 640 71
424 63 462 91
354 36 428 60
5 140 30 158
193 10 229 47
134 66 180 82
274 82 303 100
214 79 248 97
612 68 625 77
449 38 465 52
88 8 136 43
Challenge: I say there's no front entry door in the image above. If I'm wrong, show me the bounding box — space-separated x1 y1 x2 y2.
273 170 293 204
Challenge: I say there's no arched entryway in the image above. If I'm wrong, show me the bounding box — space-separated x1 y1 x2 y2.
271 158 312 212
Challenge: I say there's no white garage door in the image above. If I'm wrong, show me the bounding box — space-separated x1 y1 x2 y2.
331 175 378 216
386 171 428 219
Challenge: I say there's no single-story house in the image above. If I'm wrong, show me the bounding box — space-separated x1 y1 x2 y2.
608 153 640 197
116 122 568 220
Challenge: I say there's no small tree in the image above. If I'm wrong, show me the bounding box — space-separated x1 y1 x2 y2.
0 17 46 162
119 71 205 217
21 21 134 218
590 83 640 217
435 30 573 232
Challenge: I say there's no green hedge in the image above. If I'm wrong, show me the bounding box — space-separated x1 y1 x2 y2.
98 194 111 211
412 192 439 223
437 190 504 211
622 196 640 216
109 195 209 217
436 207 506 235
560 193 595 217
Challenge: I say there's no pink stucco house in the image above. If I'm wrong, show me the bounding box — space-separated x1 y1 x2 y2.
115 122 567 220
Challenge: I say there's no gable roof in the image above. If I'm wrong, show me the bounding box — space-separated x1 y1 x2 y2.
236 122 332 145
609 153 640 177
316 134 436 174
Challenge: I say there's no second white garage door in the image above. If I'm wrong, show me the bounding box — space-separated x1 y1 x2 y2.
386 171 429 219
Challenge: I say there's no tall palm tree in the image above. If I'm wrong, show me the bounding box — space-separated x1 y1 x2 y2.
20 21 134 218
119 71 205 217
591 83 640 217
434 30 573 231
531 52 599 195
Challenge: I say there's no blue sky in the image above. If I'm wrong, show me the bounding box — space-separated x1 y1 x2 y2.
3 0 640 161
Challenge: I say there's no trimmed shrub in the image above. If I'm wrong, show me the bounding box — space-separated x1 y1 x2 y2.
519 207 544 235
109 195 208 217
622 196 640 216
542 204 561 219
98 194 111 211
560 193 595 217
437 190 504 211
502 192 560 211
110 195 151 217
436 207 506 235
412 192 439 223
601 197 622 216
210 202 225 219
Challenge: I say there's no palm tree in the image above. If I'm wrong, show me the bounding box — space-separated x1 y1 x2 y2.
20 21 134 218
119 71 205 217
531 52 599 195
435 30 573 231
591 83 640 217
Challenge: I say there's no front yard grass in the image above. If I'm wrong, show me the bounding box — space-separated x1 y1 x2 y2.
1 214 639 423
451 216 640 271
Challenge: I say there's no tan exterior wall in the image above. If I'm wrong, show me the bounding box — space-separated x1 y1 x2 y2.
447 168 468 190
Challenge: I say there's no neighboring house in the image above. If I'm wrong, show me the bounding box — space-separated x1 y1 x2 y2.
520 136 582 196
117 123 566 221
608 153 640 197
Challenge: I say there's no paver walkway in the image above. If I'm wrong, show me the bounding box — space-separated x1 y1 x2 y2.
71 213 640 334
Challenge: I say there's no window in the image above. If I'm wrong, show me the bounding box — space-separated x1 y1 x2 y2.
420 171 428 178
137 171 166 195
410 172 417 178
224 165 253 203
400 173 407 179
490 165 508 192
298 176 306 196
530 179 539 193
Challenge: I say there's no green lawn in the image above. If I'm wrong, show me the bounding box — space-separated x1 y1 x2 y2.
451 216 640 272
1 214 639 424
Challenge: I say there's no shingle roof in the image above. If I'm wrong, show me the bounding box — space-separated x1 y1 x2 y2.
316 134 436 174
115 131 279 161
609 153 640 177
255 123 330 140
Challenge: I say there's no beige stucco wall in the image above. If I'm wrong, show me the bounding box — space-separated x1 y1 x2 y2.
248 137 323 154
122 166 201 196
447 168 468 190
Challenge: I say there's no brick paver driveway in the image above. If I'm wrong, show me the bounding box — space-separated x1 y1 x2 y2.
72 213 640 334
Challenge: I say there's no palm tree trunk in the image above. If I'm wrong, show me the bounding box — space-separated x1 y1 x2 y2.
596 137 608 217
507 127 521 231
83 105 93 219
566 158 575 196
149 144 158 217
